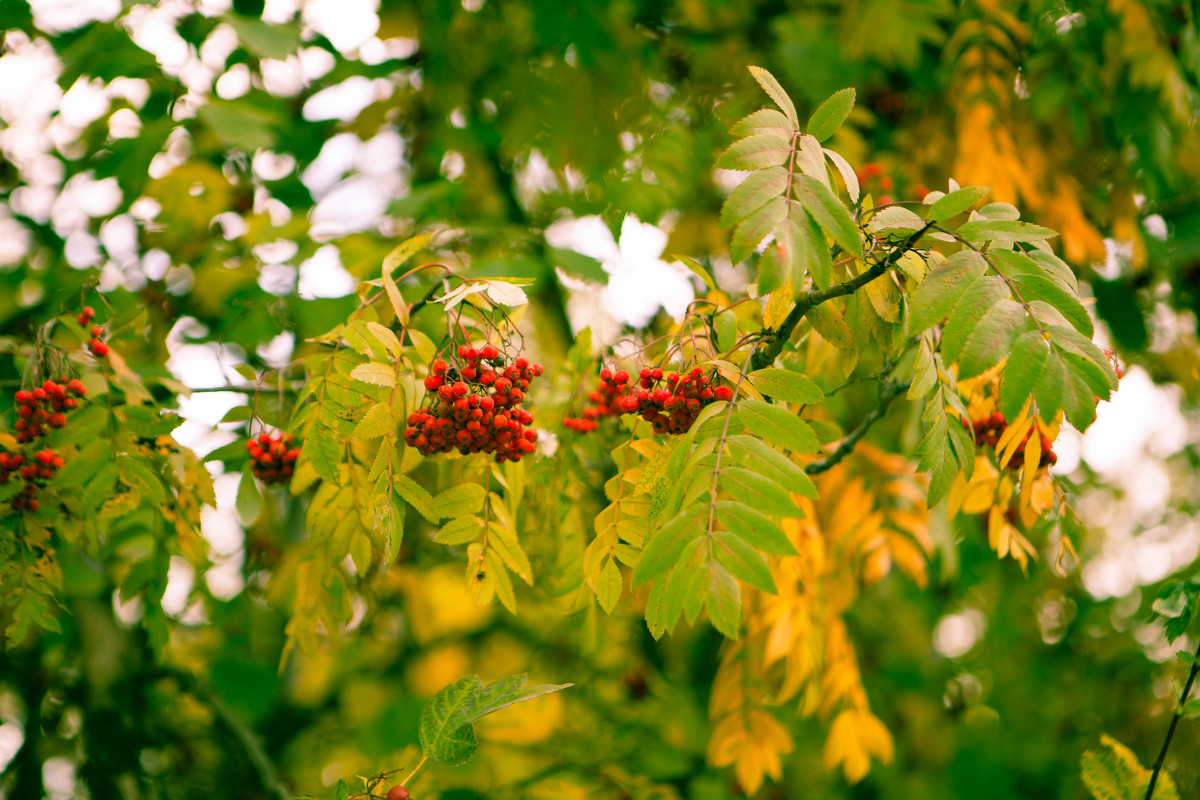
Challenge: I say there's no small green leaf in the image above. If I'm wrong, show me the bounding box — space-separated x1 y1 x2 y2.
806 87 855 142
720 167 788 229
747 66 799 127
955 299 1028 379
928 186 990 223
715 501 797 555
351 362 397 388
957 219 1058 243
907 250 988 333
735 399 819 454
436 515 484 545
719 468 801 519
303 427 342 484
353 402 396 440
713 532 776 593
747 368 824 405
236 470 262 526
729 108 795 137
724 434 817 498
705 562 743 638
598 558 623 614
717 135 792 171
714 311 739 353
393 472 439 523
731 195 787 264
791 175 862 258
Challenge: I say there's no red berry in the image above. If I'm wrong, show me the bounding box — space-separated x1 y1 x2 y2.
15 390 32 404
714 386 733 402
613 370 628 384
424 375 444 392
431 359 448 375
33 388 46 401
458 345 471 358
91 340 109 357
481 344 499 359
48 413 65 428
17 405 31 419
82 306 95 319
599 368 613 381
515 357 529 369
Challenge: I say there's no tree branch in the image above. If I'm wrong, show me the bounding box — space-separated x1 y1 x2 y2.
805 378 909 475
1145 636 1200 799
751 222 933 371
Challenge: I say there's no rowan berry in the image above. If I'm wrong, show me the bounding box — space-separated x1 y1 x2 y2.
386 785 411 800
90 340 109 357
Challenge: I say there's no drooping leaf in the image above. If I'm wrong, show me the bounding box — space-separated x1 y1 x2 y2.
957 219 1059 243
907 250 988 333
720 167 789 229
792 175 862 258
731 196 788 264
735 399 820 453
747 368 824 405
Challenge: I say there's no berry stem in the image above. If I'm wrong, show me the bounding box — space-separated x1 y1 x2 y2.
399 754 429 787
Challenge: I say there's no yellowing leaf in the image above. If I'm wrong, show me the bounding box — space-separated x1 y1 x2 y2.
823 708 894 784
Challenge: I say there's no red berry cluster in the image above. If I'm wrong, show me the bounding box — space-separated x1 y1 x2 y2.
245 431 300 485
0 449 63 512
965 412 1057 469
404 344 543 462
565 367 733 436
78 306 109 357
13 379 87 444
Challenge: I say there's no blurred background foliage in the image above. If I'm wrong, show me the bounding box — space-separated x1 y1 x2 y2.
1 0 1199 798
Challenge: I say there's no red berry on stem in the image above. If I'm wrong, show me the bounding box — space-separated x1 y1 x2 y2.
386 785 411 800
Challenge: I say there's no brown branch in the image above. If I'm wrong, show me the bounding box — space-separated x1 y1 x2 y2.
805 378 909 475
750 222 933 371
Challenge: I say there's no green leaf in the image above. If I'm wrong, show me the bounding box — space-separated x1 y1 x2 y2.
957 219 1058 243
435 515 484 545
705 562 742 638
939 276 1009 365
928 186 990 223
714 311 739 353
747 368 824 405
632 506 704 587
226 14 301 59
715 501 797 555
735 399 820 454
806 88 855 142
719 468 801 518
393 472 440 523
907 250 988 333
720 167 788 229
236 470 262 526
1000 331 1049 421
353 402 395 440
350 362 397 388
713 532 776 594
433 484 486 520
1008 273 1092 336
332 779 349 800
303 428 342 484
955 299 1028 379
791 175 862 258
598 558 623 614
418 674 573 766
729 108 796 137
747 66 799 127
731 195 788 264
724 435 817 498
1080 734 1178 800
197 99 277 152
717 135 792 170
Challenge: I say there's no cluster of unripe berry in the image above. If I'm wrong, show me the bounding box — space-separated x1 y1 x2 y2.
965 412 1057 469
245 431 300 485
0 449 64 513
13 379 87 444
565 366 733 436
404 344 543 463
77 306 109 357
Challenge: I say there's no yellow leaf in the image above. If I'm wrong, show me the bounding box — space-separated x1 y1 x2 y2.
763 277 793 330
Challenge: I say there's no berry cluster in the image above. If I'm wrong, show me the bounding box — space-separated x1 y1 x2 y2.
13 379 87 444
0 449 63 512
565 367 733 436
78 306 109 357
246 431 300 485
965 412 1057 469
404 344 543 463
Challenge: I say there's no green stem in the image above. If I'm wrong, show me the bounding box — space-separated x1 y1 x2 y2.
1145 637 1200 799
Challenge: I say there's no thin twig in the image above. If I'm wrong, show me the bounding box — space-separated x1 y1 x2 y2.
805 379 910 475
1145 637 1200 799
